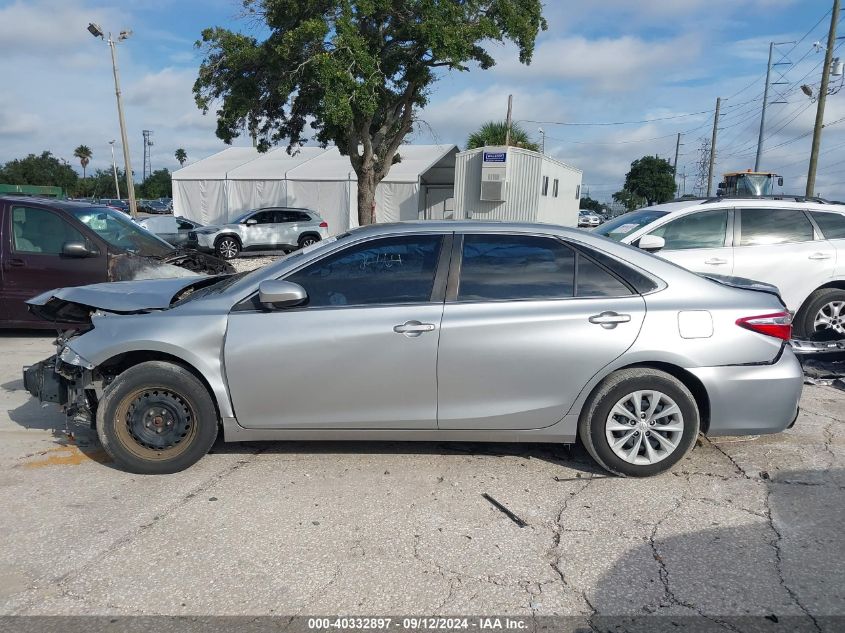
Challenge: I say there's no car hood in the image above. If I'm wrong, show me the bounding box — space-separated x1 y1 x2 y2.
25 276 222 324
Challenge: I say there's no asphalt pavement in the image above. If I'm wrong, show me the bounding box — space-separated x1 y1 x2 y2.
0 332 843 629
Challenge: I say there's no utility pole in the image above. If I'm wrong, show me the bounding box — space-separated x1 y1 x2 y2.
108 33 137 217
673 133 682 195
142 129 154 182
109 140 121 199
505 94 513 147
807 0 840 197
755 43 775 171
707 97 721 197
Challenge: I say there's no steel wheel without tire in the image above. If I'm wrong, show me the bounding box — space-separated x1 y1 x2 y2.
96 361 218 474
215 237 240 259
579 368 699 477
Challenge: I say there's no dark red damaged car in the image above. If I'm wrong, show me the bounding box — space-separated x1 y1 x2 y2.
0 196 233 328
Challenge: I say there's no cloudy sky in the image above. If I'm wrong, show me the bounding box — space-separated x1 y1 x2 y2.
0 0 843 202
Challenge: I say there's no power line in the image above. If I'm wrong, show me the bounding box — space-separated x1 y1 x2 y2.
519 98 759 127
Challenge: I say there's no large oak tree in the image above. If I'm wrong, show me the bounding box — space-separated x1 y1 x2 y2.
193 0 546 225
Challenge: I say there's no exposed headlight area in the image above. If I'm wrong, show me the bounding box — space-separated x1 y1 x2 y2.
59 342 95 370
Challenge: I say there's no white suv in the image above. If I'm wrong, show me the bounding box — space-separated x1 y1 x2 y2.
595 197 845 338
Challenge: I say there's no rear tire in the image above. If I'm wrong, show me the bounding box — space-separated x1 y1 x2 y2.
96 361 218 474
793 288 845 338
578 368 699 477
298 234 320 248
215 236 241 259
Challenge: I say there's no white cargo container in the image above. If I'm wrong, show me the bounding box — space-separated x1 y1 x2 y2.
450 146 582 226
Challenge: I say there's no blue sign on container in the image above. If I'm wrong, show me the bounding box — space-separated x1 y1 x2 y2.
483 152 507 163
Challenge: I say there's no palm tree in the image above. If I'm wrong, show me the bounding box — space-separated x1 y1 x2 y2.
466 121 540 152
175 148 188 167
73 145 92 179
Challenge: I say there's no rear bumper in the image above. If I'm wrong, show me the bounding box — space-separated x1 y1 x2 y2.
688 348 803 436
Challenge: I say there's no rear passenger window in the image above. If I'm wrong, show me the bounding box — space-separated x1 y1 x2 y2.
459 235 574 301
811 211 845 239
739 208 814 246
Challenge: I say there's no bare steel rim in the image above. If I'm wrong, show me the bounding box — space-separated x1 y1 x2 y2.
114 387 198 461
217 237 239 259
813 300 845 334
605 390 684 466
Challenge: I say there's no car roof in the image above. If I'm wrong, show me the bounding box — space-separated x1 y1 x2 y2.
642 197 845 215
0 196 112 210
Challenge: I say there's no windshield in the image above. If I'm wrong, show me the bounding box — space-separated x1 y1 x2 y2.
69 206 174 256
593 209 669 241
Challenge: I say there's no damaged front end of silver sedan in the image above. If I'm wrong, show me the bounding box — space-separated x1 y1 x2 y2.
21 274 233 429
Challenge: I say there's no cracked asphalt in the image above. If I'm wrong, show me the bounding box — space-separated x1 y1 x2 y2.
1 332 843 627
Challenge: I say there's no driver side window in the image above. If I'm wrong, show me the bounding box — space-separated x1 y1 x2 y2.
11 207 86 255
285 235 444 307
647 209 728 250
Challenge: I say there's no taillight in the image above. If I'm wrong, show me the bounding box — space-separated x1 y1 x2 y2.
319 221 328 228
736 312 792 341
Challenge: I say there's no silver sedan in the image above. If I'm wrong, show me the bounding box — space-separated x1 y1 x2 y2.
23 222 803 477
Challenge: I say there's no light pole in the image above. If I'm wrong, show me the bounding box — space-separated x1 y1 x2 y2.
538 127 545 154
88 23 137 218
108 140 121 199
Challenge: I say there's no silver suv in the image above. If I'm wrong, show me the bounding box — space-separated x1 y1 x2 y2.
190 207 329 259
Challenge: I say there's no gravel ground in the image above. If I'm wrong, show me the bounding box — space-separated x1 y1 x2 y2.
0 333 843 629
229 253 285 273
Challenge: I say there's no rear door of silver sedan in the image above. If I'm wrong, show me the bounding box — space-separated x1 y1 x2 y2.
437 233 646 430
223 232 451 429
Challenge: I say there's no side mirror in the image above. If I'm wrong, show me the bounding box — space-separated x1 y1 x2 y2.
637 234 666 253
258 280 308 310
62 242 92 258
778 176 784 187
245 218 258 226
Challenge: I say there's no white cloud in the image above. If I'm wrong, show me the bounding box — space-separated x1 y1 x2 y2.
493 34 703 92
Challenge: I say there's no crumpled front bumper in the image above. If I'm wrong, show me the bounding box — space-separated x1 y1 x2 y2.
23 357 68 405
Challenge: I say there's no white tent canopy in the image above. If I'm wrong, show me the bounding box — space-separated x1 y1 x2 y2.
172 144 458 233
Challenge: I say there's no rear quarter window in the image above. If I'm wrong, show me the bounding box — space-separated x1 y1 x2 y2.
811 211 845 239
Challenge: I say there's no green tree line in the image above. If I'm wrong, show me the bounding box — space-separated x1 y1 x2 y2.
0 151 172 199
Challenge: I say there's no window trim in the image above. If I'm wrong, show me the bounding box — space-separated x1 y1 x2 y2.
735 207 817 248
447 232 638 304
231 232 453 313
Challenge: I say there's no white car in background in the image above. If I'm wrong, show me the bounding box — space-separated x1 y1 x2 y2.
578 211 601 228
595 197 845 338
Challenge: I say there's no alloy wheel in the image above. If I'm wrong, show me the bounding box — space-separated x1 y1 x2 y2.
300 237 318 247
813 300 845 335
605 390 684 465
218 238 239 259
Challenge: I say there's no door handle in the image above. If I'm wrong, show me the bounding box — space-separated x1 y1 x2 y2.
8 258 25 267
808 252 832 260
393 320 436 337
704 258 728 265
589 311 631 329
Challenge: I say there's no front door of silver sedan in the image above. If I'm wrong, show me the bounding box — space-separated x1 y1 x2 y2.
437 234 646 430
223 233 449 429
